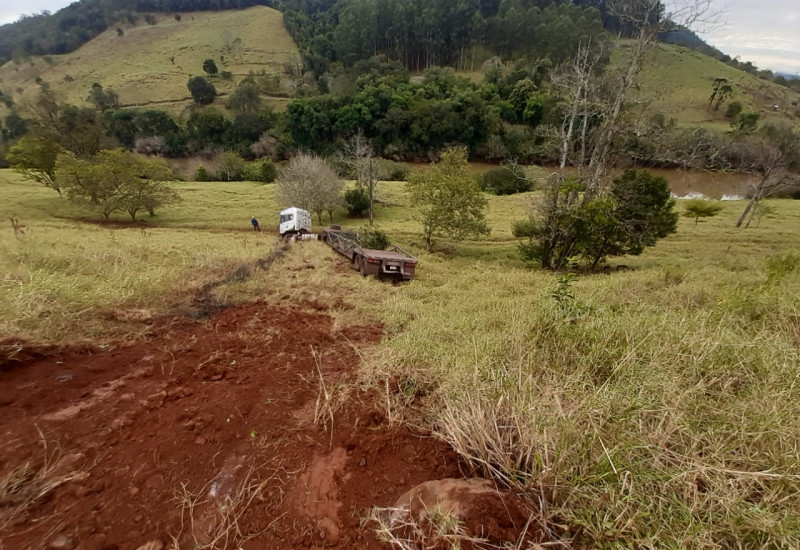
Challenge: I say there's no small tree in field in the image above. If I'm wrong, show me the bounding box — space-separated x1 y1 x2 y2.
277 153 343 222
407 147 489 252
187 76 216 105
683 199 722 225
202 59 219 76
215 151 246 181
56 149 179 220
6 135 62 195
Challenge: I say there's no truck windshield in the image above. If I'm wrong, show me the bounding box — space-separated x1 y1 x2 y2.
280 214 294 223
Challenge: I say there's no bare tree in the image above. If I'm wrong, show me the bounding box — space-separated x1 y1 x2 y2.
337 131 386 225
732 127 800 228
521 0 718 269
277 154 343 223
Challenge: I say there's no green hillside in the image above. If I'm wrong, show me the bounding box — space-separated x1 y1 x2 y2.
623 42 800 129
0 6 299 116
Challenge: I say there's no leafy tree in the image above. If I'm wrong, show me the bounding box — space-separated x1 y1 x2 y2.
26 88 107 157
226 83 261 113
6 135 63 195
683 199 723 225
187 76 217 105
276 153 343 222
56 149 179 221
242 159 277 183
515 170 678 269
215 151 246 181
708 78 733 111
344 188 370 216
406 147 489 252
56 149 179 220
480 165 532 195
202 58 219 76
87 83 119 112
733 112 760 135
725 101 743 119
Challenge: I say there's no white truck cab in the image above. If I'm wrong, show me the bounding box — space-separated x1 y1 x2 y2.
279 207 312 236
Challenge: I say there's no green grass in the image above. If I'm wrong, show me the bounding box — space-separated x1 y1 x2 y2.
0 6 299 117
615 42 800 128
3 168 800 547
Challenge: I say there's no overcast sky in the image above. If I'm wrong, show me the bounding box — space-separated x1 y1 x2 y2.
1 0 798 75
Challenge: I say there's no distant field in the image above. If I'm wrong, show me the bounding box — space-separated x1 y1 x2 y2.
619 42 800 127
0 6 300 116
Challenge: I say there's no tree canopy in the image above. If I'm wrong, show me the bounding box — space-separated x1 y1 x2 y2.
406 147 489 251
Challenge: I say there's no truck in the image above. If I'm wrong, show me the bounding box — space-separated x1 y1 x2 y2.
277 208 418 280
279 207 312 236
322 227 418 281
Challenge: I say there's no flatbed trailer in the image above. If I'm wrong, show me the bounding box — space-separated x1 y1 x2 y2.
321 227 418 281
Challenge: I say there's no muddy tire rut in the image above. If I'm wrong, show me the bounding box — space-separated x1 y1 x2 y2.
0 301 462 549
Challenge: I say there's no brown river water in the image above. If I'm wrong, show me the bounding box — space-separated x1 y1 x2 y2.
408 161 756 199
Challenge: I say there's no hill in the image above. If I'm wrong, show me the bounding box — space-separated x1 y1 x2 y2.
621 41 800 130
0 6 299 116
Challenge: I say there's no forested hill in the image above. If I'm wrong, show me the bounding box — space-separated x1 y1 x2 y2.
2 0 795 91
0 1 274 65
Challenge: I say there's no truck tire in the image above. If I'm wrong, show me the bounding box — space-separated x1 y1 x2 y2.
353 255 361 272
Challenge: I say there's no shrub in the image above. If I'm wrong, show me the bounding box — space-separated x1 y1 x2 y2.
194 166 213 182
202 59 219 76
481 166 532 195
379 159 410 181
358 226 389 250
220 71 233 81
174 14 182 21
243 159 277 183
683 199 723 225
345 188 370 216
144 14 156 25
725 101 743 119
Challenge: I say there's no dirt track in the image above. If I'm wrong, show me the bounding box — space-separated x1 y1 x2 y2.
0 301 462 549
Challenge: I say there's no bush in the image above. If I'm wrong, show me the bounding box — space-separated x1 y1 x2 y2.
220 71 233 80
195 166 213 182
358 226 389 250
378 159 410 181
481 166 532 195
683 199 723 225
725 101 743 119
345 188 370 216
243 159 277 183
144 14 157 25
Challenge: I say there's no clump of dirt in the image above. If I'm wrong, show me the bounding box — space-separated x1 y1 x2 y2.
0 301 466 549
383 478 544 548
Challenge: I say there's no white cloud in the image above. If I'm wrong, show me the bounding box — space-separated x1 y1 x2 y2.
699 0 800 74
0 0 73 25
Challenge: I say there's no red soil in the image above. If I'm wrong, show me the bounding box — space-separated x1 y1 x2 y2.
0 302 463 549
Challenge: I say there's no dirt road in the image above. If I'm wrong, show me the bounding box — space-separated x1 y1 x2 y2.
0 301 461 549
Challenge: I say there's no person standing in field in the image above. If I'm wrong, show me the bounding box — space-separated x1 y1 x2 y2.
251 216 260 231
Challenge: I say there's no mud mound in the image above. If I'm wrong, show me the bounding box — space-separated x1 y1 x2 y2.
0 302 462 549
386 479 542 547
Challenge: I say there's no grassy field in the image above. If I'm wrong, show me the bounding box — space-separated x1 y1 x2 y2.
3 169 800 547
616 42 800 129
0 6 299 116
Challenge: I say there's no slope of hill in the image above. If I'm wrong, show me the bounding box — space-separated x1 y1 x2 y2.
0 6 300 116
622 42 800 129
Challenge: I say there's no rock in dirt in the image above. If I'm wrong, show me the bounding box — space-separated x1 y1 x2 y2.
391 478 535 544
135 541 164 550
47 534 73 550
